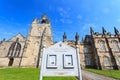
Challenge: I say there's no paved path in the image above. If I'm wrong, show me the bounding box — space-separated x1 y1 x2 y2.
82 70 117 80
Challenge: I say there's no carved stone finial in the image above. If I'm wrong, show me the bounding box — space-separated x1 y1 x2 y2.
114 27 119 35
90 27 94 35
0 38 6 43
63 32 67 42
75 32 79 41
3 38 6 41
75 32 79 45
102 27 107 35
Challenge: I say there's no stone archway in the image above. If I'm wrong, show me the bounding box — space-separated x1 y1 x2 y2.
8 57 14 66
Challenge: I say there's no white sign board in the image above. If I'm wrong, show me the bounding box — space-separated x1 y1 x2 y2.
40 42 82 80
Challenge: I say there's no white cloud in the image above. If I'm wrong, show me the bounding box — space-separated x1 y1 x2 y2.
58 7 73 24
60 18 73 24
60 19 65 23
57 7 71 18
82 23 96 31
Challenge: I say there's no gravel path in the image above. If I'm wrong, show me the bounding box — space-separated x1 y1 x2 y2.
82 70 117 80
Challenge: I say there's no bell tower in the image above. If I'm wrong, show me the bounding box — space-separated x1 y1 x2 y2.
21 14 53 68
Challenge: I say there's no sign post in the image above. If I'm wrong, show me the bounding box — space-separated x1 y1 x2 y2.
40 45 46 80
76 45 82 80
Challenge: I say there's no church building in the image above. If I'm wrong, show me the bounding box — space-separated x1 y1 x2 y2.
0 14 120 70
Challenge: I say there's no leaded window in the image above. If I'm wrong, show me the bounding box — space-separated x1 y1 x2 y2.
99 40 106 51
85 56 91 65
103 57 110 66
7 42 21 57
112 40 119 52
84 47 88 53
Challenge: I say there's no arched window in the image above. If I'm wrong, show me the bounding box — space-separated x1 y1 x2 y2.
103 57 110 66
99 40 106 51
7 42 21 57
85 56 91 65
84 47 88 53
112 40 119 52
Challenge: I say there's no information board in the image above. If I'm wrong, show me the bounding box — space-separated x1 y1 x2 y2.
40 42 82 80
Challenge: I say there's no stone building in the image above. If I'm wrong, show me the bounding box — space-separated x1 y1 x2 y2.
0 14 120 70
82 27 120 70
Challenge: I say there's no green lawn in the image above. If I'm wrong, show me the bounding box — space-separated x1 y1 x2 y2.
85 68 120 79
43 76 77 80
0 68 77 80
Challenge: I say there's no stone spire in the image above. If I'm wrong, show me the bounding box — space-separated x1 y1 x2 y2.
114 27 119 35
2 38 6 41
63 32 67 42
102 27 107 35
90 27 94 35
75 32 80 45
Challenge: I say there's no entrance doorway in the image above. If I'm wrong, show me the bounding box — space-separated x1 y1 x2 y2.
8 58 14 66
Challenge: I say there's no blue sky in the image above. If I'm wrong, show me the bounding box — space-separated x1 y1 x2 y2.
0 0 120 41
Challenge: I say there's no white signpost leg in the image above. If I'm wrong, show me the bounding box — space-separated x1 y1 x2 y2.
76 45 82 80
39 46 46 80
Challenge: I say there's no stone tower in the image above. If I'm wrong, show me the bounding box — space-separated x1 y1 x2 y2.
21 14 53 68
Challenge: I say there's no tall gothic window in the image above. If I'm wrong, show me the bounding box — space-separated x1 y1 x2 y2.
7 42 21 57
85 56 91 65
103 56 110 66
84 47 88 53
112 40 119 52
99 40 106 51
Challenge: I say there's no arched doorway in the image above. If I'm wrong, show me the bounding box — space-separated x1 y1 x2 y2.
8 57 14 66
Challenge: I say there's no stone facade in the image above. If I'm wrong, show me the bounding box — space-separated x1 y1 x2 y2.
0 14 120 70
79 27 120 70
0 34 26 67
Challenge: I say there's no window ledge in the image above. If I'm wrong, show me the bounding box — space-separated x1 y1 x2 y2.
46 66 57 69
99 51 108 53
63 66 74 69
113 51 120 53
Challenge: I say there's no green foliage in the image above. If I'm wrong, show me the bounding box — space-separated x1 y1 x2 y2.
0 68 77 80
85 68 120 79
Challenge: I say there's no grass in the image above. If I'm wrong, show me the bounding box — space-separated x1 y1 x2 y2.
85 68 120 79
0 68 77 80
0 68 39 80
43 76 77 80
